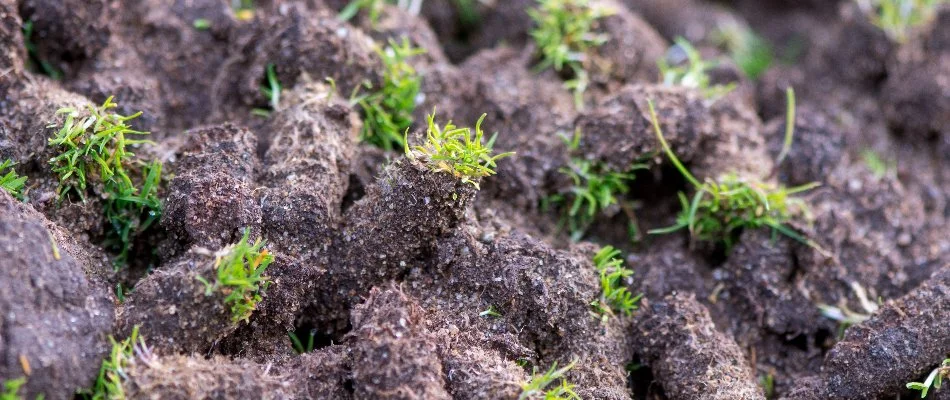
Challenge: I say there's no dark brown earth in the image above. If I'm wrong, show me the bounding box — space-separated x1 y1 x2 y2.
1 0 949 399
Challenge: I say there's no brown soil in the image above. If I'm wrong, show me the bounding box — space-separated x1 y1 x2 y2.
1 0 949 399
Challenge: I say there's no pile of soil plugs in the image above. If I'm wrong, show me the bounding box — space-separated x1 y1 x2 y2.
1 0 948 399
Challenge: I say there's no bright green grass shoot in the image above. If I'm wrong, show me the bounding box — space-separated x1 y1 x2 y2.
357 38 425 151
646 97 821 252
546 129 645 240
252 63 281 117
86 325 143 400
519 360 580 400
1 377 26 400
405 112 515 189
591 246 642 321
862 149 897 180
0 160 28 201
288 329 317 354
339 0 387 26
197 229 274 323
907 359 950 398
713 25 774 80
859 0 944 42
658 37 736 100
529 0 613 108
48 96 163 267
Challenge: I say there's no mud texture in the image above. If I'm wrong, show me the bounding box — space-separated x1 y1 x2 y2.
1 0 949 399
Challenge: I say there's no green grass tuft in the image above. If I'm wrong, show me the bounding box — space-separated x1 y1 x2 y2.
356 38 425 151
288 329 317 354
405 112 514 189
529 0 613 108
859 0 943 42
519 360 580 400
48 96 163 267
84 326 144 400
197 229 274 323
1 378 26 400
658 37 736 99
0 160 28 201
545 130 645 241
590 246 642 321
907 359 950 398
645 97 822 252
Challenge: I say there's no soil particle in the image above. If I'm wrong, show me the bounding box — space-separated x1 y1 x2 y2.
163 123 261 252
18 0 111 75
438 341 524 399
347 3 448 66
621 0 746 44
420 0 534 63
633 292 764 400
0 191 114 400
290 345 354 399
122 354 294 400
819 264 950 399
765 107 845 187
349 285 451 399
117 250 240 354
635 234 713 300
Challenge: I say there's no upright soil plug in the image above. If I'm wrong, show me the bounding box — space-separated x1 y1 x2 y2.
633 293 763 399
350 286 451 398
0 191 114 399
118 232 273 353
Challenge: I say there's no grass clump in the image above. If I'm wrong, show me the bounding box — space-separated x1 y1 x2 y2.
658 37 736 99
529 0 613 108
857 0 943 42
0 160 27 201
83 326 144 400
590 246 642 322
356 38 425 151
646 93 821 252
519 360 580 400
48 96 162 267
1 378 26 400
545 130 645 241
405 112 514 189
908 359 950 398
196 229 274 323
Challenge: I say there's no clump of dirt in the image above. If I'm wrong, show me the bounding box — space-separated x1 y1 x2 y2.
1 0 949 399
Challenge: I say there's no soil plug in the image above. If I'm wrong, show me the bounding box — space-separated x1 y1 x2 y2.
118 231 273 353
821 265 950 399
632 293 763 399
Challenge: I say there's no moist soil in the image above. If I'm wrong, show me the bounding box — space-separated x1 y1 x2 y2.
1 0 949 399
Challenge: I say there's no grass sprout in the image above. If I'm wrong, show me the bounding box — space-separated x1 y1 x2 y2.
339 0 386 26
818 281 880 338
479 305 502 318
232 0 255 21
646 98 822 252
48 96 162 267
22 20 63 79
405 112 514 189
288 329 317 354
658 37 736 100
519 360 580 400
590 246 642 322
1 378 26 400
196 229 274 323
713 25 774 80
862 149 897 180
355 38 425 151
84 325 145 400
546 129 645 240
908 359 950 398
0 160 27 201
529 0 614 108
857 0 943 42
